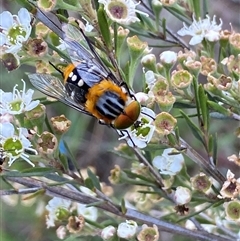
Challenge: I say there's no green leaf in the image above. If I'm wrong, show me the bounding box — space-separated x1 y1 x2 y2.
180 110 205 146
192 76 201 120
23 189 45 200
84 177 94 190
162 18 166 38
15 0 35 11
208 134 218 165
167 133 178 147
59 153 69 171
175 126 180 143
192 0 201 19
97 5 112 49
207 100 231 116
4 168 54 177
198 85 209 132
87 168 101 190
121 198 126 214
136 12 155 31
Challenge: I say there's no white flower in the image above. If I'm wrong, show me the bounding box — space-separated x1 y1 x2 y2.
0 79 39 115
98 0 148 25
0 113 13 123
76 203 98 222
118 107 156 148
177 15 222 45
174 186 192 205
117 220 138 239
56 226 67 240
101 225 116 240
152 148 184 175
0 122 37 166
0 8 32 54
159 51 177 64
46 197 71 228
135 92 150 104
145 70 156 89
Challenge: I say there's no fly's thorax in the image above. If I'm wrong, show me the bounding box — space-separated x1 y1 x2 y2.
85 80 128 124
85 79 141 129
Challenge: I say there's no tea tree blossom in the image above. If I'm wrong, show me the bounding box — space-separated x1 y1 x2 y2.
101 225 116 240
0 122 37 166
76 203 98 222
0 80 39 115
152 148 184 175
174 186 192 205
117 220 138 239
98 0 148 25
177 15 222 45
46 197 72 228
0 8 32 54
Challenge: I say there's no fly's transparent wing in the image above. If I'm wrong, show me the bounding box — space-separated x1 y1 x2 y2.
62 24 120 86
28 74 93 116
62 24 94 62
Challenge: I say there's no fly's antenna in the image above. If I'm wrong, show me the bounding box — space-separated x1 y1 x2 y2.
49 61 64 76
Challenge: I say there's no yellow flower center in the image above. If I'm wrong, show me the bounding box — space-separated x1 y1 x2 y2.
8 25 26 44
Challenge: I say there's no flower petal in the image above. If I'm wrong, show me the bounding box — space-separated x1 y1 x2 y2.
0 33 7 45
18 8 31 26
0 11 13 29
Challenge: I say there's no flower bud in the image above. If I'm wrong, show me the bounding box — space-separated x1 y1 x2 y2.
1 53 20 71
155 91 176 112
127 36 150 60
66 215 85 234
191 173 212 193
37 131 58 155
223 200 240 221
37 0 57 11
117 220 138 239
219 29 231 48
219 170 240 199
25 104 46 129
141 54 157 72
183 58 202 77
229 32 240 54
137 224 159 241
35 22 50 38
200 56 217 76
51 115 71 135
177 49 196 63
171 70 193 90
212 74 232 91
154 112 177 136
101 225 117 240
116 26 129 53
227 153 240 167
159 51 177 68
56 226 67 240
26 38 48 57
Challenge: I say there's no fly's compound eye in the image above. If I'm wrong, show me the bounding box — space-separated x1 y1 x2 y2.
113 101 141 129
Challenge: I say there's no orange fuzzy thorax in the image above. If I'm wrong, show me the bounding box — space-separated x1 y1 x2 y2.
85 79 128 123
